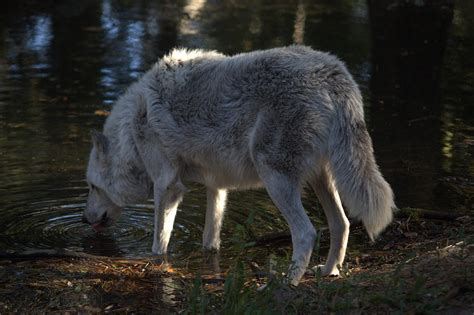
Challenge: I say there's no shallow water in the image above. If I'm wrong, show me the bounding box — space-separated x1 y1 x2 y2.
0 0 472 267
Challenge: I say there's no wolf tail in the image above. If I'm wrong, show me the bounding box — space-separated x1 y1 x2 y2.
327 87 395 240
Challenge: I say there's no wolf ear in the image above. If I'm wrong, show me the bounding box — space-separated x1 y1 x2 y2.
91 130 109 155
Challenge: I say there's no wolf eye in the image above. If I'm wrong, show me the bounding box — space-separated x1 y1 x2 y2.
90 184 97 190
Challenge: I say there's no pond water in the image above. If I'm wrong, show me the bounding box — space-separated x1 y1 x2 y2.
0 0 472 268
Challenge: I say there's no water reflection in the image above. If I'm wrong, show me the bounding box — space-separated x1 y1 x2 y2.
180 0 206 36
0 0 472 265
101 0 119 40
293 1 306 45
25 15 53 56
368 0 452 209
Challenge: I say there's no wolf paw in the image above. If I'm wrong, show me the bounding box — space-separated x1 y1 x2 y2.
311 264 340 277
202 242 220 252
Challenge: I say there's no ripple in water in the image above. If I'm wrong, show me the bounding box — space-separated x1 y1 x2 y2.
1 198 157 257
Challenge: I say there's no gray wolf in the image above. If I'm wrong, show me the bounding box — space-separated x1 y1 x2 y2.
83 45 395 286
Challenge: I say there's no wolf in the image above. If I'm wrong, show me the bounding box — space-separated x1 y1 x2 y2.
83 45 395 286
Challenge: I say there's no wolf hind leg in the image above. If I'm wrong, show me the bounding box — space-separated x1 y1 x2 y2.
259 170 316 286
310 165 349 276
203 188 227 250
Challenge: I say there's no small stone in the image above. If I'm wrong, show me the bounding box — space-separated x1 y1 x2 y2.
455 216 472 223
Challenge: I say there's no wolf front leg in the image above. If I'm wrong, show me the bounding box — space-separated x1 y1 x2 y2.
131 110 186 255
152 182 184 254
203 188 227 250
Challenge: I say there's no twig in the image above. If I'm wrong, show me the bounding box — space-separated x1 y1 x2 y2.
254 227 329 247
396 207 463 221
254 231 292 246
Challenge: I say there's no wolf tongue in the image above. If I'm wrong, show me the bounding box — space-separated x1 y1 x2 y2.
92 223 105 232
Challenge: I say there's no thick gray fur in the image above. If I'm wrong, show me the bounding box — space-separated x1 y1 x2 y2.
84 45 395 286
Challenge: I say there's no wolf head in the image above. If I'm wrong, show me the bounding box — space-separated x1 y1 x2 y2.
83 128 153 231
83 131 123 231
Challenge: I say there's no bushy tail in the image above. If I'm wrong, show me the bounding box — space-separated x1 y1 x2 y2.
328 90 395 240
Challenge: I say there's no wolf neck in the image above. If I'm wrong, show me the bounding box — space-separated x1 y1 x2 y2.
102 83 152 206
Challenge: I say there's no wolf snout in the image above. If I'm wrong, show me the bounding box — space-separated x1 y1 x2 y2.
82 212 109 231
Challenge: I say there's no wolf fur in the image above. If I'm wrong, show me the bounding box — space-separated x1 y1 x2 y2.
84 45 395 286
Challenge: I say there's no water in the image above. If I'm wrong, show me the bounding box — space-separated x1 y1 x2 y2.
0 0 472 265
